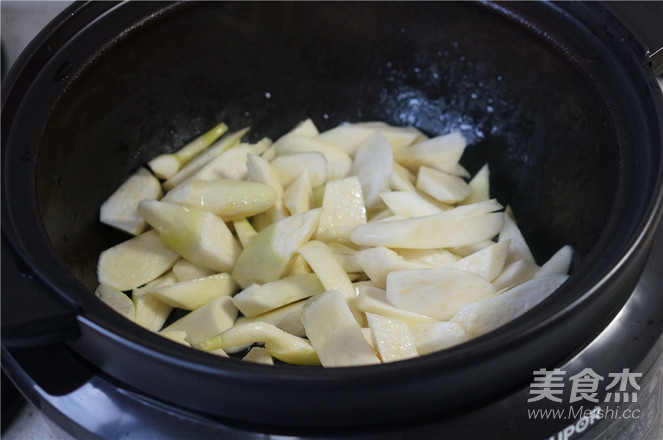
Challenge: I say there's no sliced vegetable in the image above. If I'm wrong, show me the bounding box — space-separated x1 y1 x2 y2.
350 199 504 249
97 229 180 291
100 167 162 235
162 179 277 221
232 273 325 317
301 290 380 367
231 208 321 288
138 200 242 273
148 122 228 179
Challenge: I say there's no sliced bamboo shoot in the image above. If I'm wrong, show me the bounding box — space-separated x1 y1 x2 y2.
97 229 180 291
301 290 380 367
350 199 504 249
452 274 569 337
100 167 162 236
232 273 325 317
162 296 237 339
162 179 277 221
138 200 242 273
366 312 418 362
143 273 237 310
95 284 135 321
194 321 320 365
231 208 321 288
148 122 228 179
163 127 249 190
386 267 497 321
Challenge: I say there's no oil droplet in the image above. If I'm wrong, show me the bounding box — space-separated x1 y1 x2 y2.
264 92 272 99
53 61 75 82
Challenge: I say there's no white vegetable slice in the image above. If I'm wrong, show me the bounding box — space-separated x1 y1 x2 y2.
261 144 278 162
449 240 496 257
142 273 238 310
283 254 312 276
297 240 355 299
535 245 574 278
416 166 470 204
162 179 277 221
194 321 320 365
133 271 177 331
452 240 510 281
379 191 442 218
361 327 377 351
100 167 162 236
138 200 242 273
350 199 504 249
352 283 436 326
270 152 327 188
350 122 427 153
246 153 288 230
161 296 237 339
394 248 458 267
171 260 215 282
366 313 418 363
317 176 367 242
148 122 228 179
234 300 307 337
273 134 352 181
232 273 325 317
386 267 497 321
499 209 536 265
209 348 229 357
302 290 380 367
283 172 312 215
159 330 190 346
462 163 490 205
97 229 180 291
163 127 249 190
95 284 135 321
231 208 321 288
232 218 257 248
351 132 394 207
492 259 540 291
287 118 319 137
243 347 274 365
390 162 417 192
395 131 466 174
316 123 375 156
355 246 430 289
179 138 271 184
326 242 362 273
410 321 471 355
452 274 569 337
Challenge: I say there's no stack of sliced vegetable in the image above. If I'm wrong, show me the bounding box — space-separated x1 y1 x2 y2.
96 118 572 367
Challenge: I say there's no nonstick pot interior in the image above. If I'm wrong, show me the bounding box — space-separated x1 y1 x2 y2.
36 2 623 284
3 0 662 430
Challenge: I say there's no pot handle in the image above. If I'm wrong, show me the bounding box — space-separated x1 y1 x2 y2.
603 1 663 76
1 234 80 347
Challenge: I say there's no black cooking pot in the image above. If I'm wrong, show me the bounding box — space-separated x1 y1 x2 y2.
2 0 662 433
